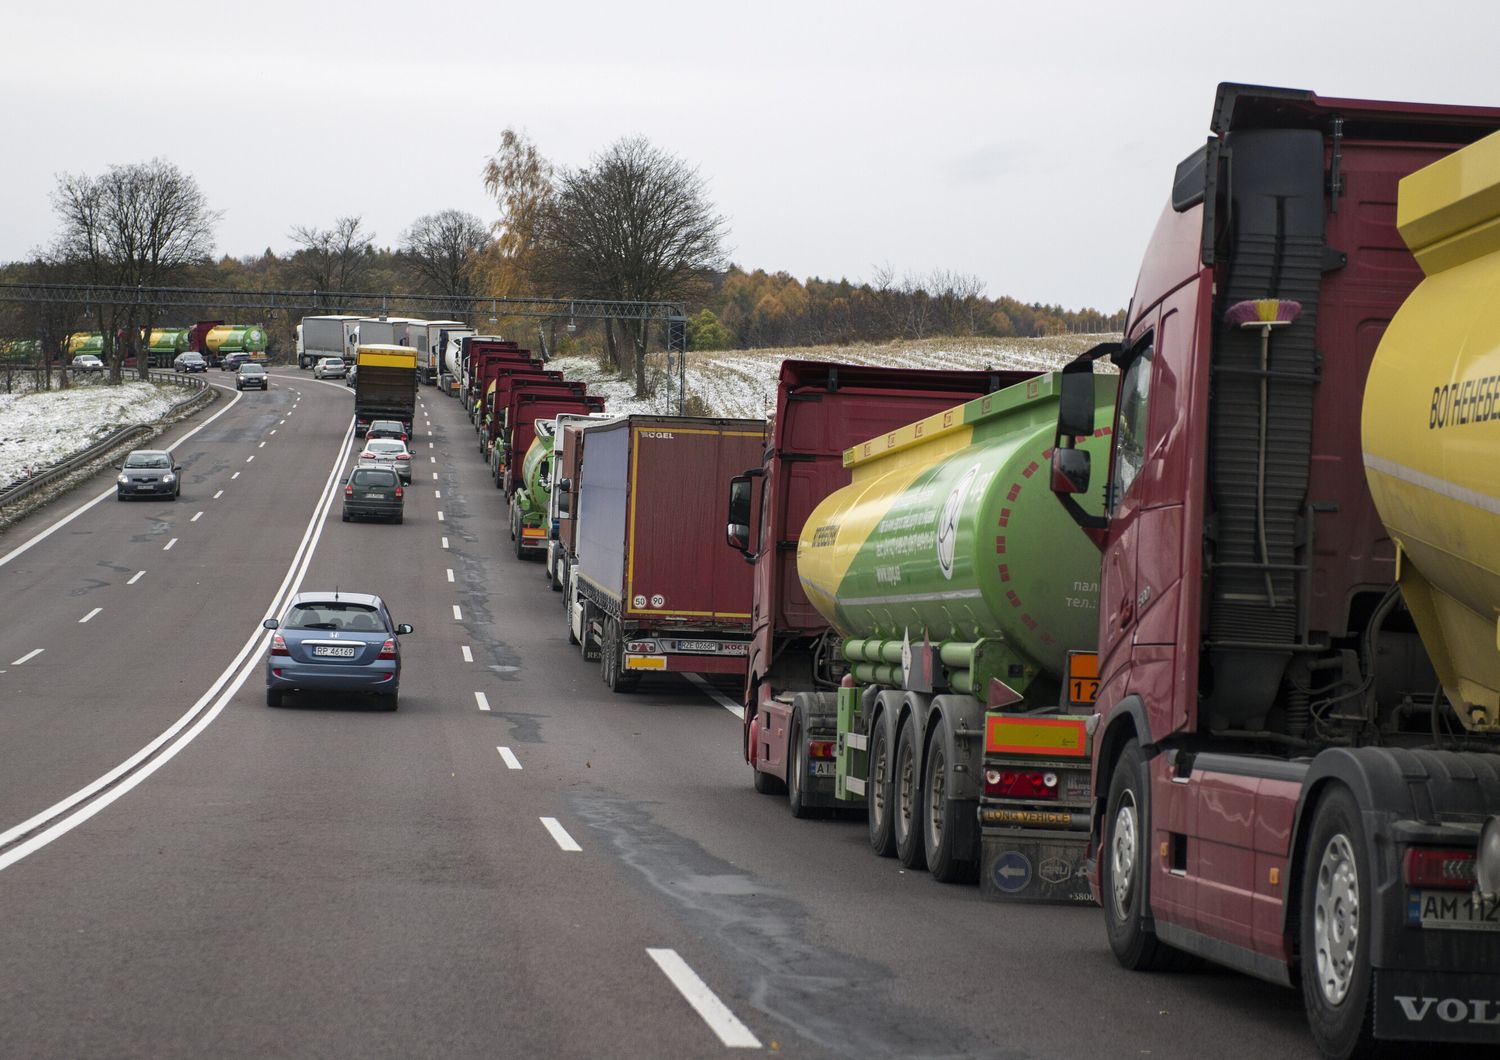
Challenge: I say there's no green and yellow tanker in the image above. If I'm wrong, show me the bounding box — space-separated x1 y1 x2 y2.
509 420 556 559
793 371 1115 899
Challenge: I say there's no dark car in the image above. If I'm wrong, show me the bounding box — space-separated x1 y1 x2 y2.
236 363 268 390
262 592 413 709
365 419 408 443
173 352 208 373
342 467 404 523
221 352 251 372
116 449 181 501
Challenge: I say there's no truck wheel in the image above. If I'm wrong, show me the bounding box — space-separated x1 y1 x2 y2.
923 716 976 883
1300 787 1375 1059
513 525 524 560
787 709 814 819
867 718 896 856
893 719 927 870
1102 739 1181 970
602 619 638 693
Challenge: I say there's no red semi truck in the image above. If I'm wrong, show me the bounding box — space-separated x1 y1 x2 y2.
493 387 604 506
568 415 766 692
484 376 588 479
1047 84 1500 1057
726 361 1025 802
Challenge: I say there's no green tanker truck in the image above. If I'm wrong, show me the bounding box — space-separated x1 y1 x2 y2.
204 324 269 362
509 420 556 560
794 371 1115 898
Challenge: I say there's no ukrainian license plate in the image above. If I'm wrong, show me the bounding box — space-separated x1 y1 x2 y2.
811 761 836 778
313 645 357 658
1408 890 1500 931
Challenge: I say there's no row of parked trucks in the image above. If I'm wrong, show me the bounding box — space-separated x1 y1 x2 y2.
297 314 472 387
466 84 1500 1058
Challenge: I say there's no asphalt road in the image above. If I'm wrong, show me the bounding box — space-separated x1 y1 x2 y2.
0 367 1319 1058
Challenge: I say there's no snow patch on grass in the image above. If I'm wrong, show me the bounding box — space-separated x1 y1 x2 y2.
0 380 183 488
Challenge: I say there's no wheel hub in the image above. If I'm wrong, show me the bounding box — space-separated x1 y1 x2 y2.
1313 833 1360 1006
1110 794 1139 921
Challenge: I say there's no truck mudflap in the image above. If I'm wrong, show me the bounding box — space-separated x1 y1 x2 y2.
978 710 1097 903
1373 969 1500 1043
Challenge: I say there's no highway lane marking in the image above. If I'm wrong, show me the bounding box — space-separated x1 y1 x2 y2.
497 747 522 770
646 949 761 1049
127 571 145 585
0 413 358 874
430 457 436 463
231 472 240 479
435 490 441 499
11 649 44 665
540 817 582 852
684 673 745 720
437 512 445 522
269 429 277 435
163 538 178 551
0 388 246 571
258 441 266 448
461 645 473 662
432 472 438 480
246 455 255 463
279 419 285 424
475 691 491 712
79 608 102 624
446 568 454 582
429 442 434 449
441 537 449 549
452 605 462 620
191 511 204 522
213 489 224 499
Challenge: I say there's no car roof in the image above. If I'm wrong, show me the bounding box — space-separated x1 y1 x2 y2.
288 591 383 608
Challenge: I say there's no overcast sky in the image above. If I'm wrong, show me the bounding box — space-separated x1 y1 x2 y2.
4 0 1496 312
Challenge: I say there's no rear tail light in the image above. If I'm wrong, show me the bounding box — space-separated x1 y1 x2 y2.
377 638 397 660
984 768 1059 799
344 485 353 496
809 740 836 759
360 451 374 459
626 640 658 653
396 453 410 461
394 486 403 499
1404 847 1477 889
270 634 289 656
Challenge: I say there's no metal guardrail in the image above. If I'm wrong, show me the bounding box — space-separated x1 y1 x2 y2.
0 370 212 512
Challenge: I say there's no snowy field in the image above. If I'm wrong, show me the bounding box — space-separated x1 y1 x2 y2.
0 379 186 488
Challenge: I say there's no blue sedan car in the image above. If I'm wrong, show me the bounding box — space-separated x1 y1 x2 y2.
262 592 413 709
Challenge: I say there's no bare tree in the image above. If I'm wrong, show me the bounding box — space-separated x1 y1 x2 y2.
286 216 374 296
398 209 491 314
534 137 726 396
51 159 218 379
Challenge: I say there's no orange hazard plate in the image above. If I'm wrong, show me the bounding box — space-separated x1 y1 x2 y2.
1067 652 1099 707
985 715 1089 757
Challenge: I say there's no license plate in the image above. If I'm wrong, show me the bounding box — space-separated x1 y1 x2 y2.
312 645 357 658
366 493 384 499
676 641 718 652
1408 890 1500 931
811 761 836 777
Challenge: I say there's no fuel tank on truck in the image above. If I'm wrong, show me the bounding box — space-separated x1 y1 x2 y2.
1364 129 1500 733
798 373 1115 678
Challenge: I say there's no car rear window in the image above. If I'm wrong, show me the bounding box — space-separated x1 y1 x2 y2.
351 469 399 486
284 602 384 631
368 440 405 452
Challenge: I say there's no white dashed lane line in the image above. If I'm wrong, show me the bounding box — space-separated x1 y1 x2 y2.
461 646 473 663
435 490 441 500
646 949 761 1049
441 537 449 549
246 455 255 463
258 441 266 449
213 490 224 500
191 512 204 523
11 649 44 665
446 569 454 582
127 571 145 585
78 608 102 624
163 538 178 551
437 512 445 522
474 691 491 712
497 747 522 770
540 817 581 852
231 472 240 480
452 605 462 620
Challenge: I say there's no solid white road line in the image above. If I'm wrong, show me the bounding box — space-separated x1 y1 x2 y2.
475 691 491 712
11 649 44 665
497 747 522 770
213 489 224 499
646 949 761 1049
446 568 454 582
79 608 102 624
163 538 178 551
684 673 745 720
540 817 582 852
461 645 473 663
127 571 145 585
0 388 246 571
441 537 449 549
0 414 358 873
231 472 240 480
452 605 462 620
191 511 204 522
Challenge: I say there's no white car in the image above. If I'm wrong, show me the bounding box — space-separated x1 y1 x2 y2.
357 438 412 483
313 356 347 379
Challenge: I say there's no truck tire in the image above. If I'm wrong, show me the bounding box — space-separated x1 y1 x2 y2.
867 718 896 856
1299 787 1375 1059
602 618 638 693
893 719 927 870
1102 739 1184 970
923 716 976 883
513 524 524 560
787 707 814 819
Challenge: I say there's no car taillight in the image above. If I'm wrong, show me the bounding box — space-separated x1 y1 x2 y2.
270 634 289 656
809 740 836 759
1405 847 1477 889
377 638 397 660
984 768 1059 799
394 486 403 499
344 485 353 496
360 451 375 460
396 453 410 460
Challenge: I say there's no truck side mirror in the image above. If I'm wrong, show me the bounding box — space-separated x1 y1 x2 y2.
726 473 758 559
1057 363 1096 438
1050 447 1091 495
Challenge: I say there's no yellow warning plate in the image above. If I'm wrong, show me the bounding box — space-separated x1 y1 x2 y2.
985 715 1089 757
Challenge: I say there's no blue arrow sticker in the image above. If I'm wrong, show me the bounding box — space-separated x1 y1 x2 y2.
992 851 1032 893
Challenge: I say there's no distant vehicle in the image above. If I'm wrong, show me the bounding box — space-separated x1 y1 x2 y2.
236 363 268 391
173 352 208 373
342 467 404 524
365 419 408 443
358 438 412 483
221 352 251 372
71 354 103 374
313 356 346 380
116 449 181 501
261 591 413 710
297 315 361 369
353 344 418 434
345 365 357 388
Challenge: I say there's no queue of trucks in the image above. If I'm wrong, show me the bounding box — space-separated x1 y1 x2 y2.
296 314 473 386
61 321 268 367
